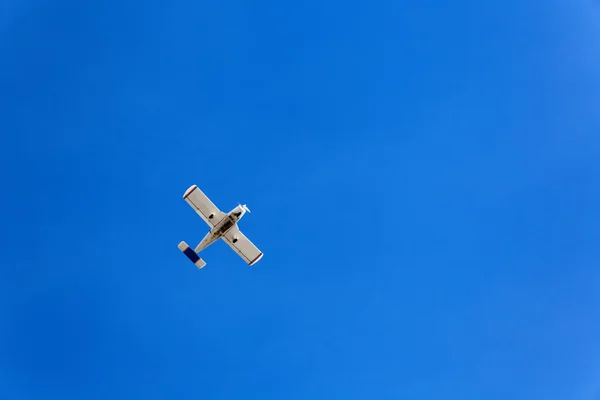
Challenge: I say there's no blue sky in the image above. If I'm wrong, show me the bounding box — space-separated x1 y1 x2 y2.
1 0 599 399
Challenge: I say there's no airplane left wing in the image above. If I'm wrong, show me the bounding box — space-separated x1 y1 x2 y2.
222 225 264 266
183 185 226 228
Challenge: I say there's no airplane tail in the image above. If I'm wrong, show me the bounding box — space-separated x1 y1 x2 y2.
178 241 207 269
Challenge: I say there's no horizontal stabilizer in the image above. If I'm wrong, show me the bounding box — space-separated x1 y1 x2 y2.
178 241 206 269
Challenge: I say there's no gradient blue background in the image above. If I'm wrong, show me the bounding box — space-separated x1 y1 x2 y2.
1 1 600 399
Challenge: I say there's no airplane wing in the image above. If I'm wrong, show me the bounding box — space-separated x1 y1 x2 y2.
222 225 264 266
183 185 226 228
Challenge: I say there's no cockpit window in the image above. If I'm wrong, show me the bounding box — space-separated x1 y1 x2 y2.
219 219 234 234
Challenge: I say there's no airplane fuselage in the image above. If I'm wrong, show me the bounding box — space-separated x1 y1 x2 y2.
195 204 248 252
212 204 247 237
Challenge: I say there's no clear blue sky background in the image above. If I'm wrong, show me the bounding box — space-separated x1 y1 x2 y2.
1 0 599 399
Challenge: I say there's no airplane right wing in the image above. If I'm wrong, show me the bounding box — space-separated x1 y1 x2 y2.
222 225 264 266
183 185 226 228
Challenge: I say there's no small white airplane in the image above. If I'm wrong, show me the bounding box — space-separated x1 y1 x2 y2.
178 184 263 269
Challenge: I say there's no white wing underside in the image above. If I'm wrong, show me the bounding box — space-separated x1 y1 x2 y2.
222 225 263 266
183 185 226 228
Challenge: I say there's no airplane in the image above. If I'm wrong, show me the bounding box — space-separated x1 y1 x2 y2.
177 184 264 269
